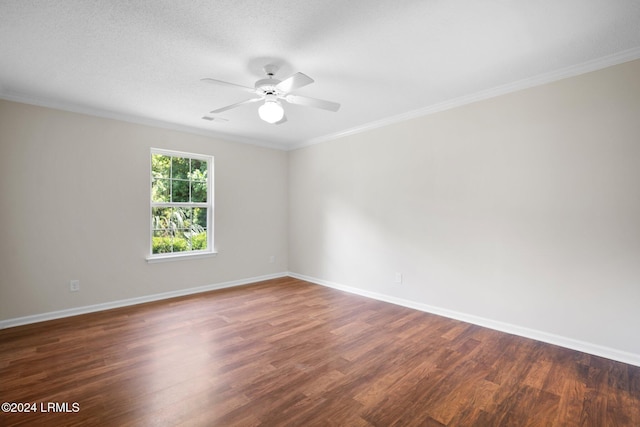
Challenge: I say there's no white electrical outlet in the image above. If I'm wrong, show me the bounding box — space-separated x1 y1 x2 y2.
69 280 80 292
269 255 276 264
394 272 403 284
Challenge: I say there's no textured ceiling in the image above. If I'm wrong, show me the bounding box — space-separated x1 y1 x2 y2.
1 0 640 150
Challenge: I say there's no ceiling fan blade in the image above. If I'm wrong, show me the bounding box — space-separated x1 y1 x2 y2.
201 78 256 94
285 94 340 112
210 97 261 114
276 72 314 93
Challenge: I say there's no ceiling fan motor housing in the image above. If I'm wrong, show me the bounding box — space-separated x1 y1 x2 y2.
255 77 281 96
255 64 282 96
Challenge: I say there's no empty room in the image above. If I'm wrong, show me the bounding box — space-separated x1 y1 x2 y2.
1 1 639 426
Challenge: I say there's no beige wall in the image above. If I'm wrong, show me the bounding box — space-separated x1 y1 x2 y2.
289 59 640 359
0 100 288 320
2 59 639 364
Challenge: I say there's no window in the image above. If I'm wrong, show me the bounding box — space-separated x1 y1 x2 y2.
149 149 214 260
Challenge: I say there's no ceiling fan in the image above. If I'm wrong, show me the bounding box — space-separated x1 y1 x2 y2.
202 64 340 124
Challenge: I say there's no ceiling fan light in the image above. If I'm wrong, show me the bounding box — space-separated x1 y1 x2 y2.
258 100 284 124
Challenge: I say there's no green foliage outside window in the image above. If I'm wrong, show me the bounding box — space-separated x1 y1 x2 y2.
151 153 209 254
152 155 208 203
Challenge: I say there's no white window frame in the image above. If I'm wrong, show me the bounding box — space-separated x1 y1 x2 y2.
146 148 216 263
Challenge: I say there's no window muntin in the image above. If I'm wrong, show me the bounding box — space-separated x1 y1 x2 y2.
150 149 213 257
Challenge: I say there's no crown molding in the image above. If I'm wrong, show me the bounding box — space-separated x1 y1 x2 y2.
3 47 640 153
290 47 640 151
0 91 288 151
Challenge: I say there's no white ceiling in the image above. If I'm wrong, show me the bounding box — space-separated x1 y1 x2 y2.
1 1 640 150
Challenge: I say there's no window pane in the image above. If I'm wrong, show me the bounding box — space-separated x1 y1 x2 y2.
168 207 184 230
172 157 189 179
191 160 207 177
152 154 170 179
192 230 207 250
151 179 170 202
176 207 192 226
152 207 172 231
191 180 207 202
152 230 172 254
171 180 189 202
172 236 188 252
193 208 207 229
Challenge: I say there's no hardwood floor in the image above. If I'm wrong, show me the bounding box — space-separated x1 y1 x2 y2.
1 277 639 426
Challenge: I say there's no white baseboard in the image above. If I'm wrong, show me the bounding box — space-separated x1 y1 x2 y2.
288 272 640 368
5 271 638 368
0 272 288 329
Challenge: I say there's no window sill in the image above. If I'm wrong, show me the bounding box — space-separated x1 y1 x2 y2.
146 251 218 263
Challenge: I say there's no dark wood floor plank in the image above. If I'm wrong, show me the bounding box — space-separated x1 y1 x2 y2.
1 277 639 426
